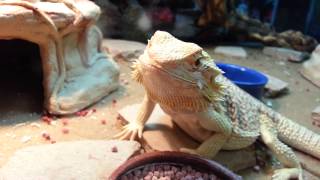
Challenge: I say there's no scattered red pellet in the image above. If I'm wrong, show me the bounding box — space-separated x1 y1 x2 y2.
82 111 88 116
41 132 51 141
101 119 107 125
75 110 88 117
62 128 70 134
111 146 118 153
92 109 97 113
61 119 69 126
41 132 48 138
51 140 56 144
41 115 52 125
112 99 117 107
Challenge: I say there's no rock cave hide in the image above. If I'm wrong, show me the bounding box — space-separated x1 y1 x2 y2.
0 0 119 114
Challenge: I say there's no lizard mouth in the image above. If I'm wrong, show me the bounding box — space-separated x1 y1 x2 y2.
196 58 224 82
193 57 226 102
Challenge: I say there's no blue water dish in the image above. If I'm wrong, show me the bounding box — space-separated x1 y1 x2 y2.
216 62 268 99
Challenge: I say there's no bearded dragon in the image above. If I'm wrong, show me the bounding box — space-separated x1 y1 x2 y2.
115 31 320 180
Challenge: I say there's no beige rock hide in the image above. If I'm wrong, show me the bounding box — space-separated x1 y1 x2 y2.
0 0 119 114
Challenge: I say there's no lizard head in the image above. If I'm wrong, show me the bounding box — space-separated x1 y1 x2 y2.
135 31 225 103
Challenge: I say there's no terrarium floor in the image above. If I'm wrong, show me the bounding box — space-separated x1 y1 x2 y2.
0 46 319 179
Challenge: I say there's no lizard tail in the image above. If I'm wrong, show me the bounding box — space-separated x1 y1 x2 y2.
277 117 320 159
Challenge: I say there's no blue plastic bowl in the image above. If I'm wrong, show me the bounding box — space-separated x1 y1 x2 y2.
216 62 268 99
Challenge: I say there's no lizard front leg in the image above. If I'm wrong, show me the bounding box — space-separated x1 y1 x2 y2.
114 95 155 140
260 114 303 180
181 110 232 159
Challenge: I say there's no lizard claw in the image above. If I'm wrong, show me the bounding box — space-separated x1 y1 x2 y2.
113 123 143 141
179 147 200 156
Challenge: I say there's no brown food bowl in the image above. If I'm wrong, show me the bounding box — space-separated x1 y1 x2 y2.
109 151 242 180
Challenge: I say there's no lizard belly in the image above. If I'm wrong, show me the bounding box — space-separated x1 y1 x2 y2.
160 104 258 147
160 105 213 142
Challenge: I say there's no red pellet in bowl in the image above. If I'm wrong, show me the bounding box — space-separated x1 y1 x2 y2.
120 163 220 180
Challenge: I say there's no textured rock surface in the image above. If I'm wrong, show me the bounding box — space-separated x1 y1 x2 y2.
300 45 320 88
102 39 146 62
0 1 119 114
0 140 140 180
263 47 309 62
214 46 247 58
118 104 256 172
264 74 289 97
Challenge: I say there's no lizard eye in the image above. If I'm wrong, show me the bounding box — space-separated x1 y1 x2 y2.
195 58 201 66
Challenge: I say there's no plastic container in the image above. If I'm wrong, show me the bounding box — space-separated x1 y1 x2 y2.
216 62 268 99
109 151 242 180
